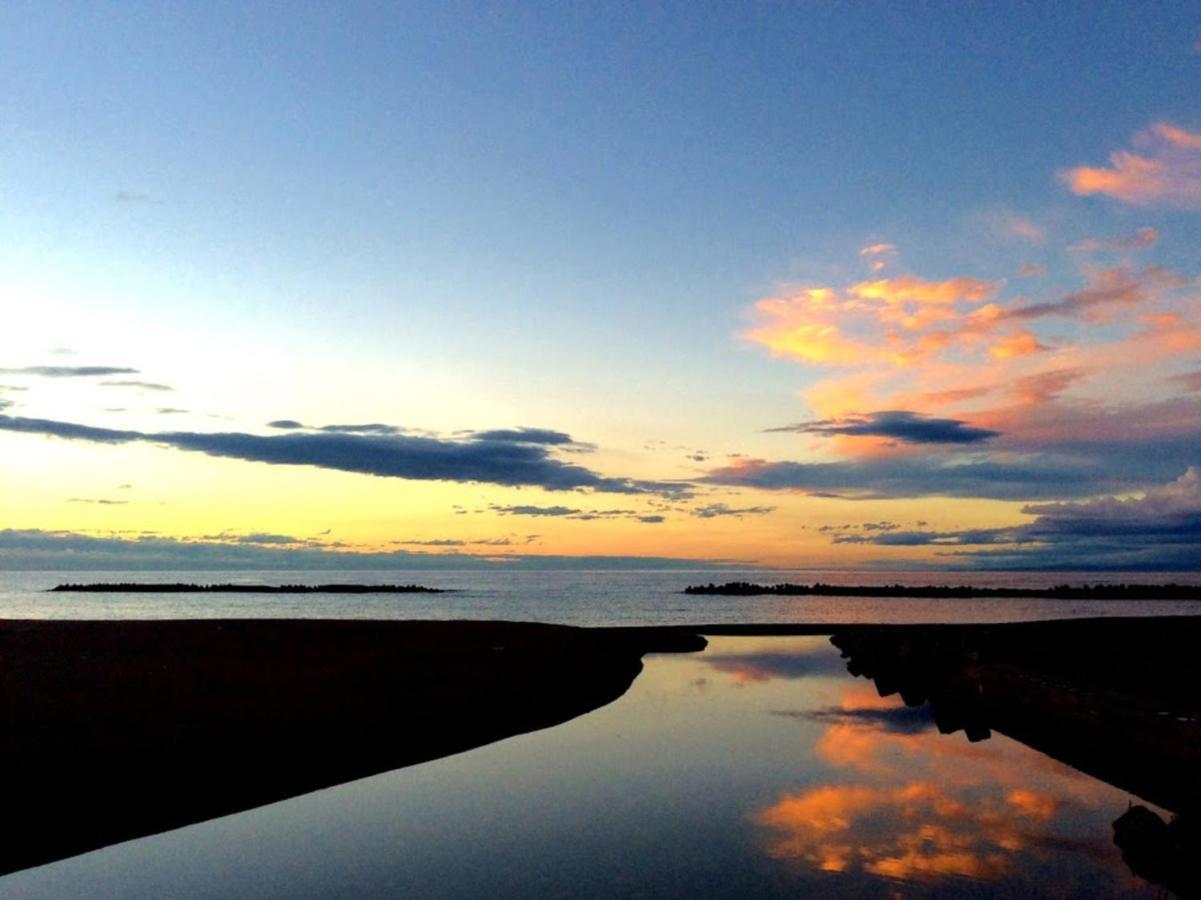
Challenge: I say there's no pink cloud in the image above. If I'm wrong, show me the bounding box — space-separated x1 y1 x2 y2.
741 255 1201 457
1061 122 1201 207
1068 226 1159 254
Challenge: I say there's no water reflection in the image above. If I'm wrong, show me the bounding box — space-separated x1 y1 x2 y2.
774 622 1201 896
753 680 1115 888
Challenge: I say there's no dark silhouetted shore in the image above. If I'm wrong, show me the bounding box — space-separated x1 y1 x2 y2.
4 614 1201 888
48 582 449 594
684 580 1201 600
0 618 701 875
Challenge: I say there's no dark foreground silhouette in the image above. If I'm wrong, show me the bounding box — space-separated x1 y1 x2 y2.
49 582 448 593
685 580 1201 600
829 618 1201 898
6 616 1201 893
0 619 703 876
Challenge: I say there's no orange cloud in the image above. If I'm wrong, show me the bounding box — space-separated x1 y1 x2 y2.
744 276 1001 373
744 251 1201 460
1061 122 1201 207
989 329 1045 359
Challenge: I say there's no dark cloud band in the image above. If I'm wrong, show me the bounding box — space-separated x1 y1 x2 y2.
0 415 684 496
768 410 999 445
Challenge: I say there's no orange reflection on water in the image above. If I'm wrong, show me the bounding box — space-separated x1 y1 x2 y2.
751 680 1117 885
754 780 1056 881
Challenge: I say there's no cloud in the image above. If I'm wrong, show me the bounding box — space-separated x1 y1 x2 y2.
859 242 897 272
1000 214 1045 243
829 527 1012 546
0 529 730 571
468 427 575 445
690 503 776 519
318 423 405 435
1068 227 1159 254
391 537 519 547
99 380 173 391
491 504 580 517
0 366 138 377
835 469 1201 569
769 411 999 445
744 275 1007 369
860 243 896 257
1171 369 1201 392
66 498 130 506
112 190 163 206
1016 263 1046 278
267 419 305 429
1003 266 1182 321
1061 122 1201 207
0 414 686 496
702 454 1118 501
489 503 665 522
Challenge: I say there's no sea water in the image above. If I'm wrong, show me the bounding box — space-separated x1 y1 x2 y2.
1 568 1200 625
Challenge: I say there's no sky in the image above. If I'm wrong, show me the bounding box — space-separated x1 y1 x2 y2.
3 2 1201 570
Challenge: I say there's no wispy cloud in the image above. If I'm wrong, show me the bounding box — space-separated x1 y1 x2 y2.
489 503 665 522
0 366 138 377
690 503 776 519
100 380 174 391
1068 226 1158 254
859 242 897 272
319 423 406 435
1003 266 1181 322
112 190 163 207
0 415 687 496
701 451 1165 501
1061 122 1201 207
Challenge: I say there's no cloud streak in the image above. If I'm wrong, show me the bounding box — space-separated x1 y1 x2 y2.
0 366 138 377
0 529 726 571
0 415 685 496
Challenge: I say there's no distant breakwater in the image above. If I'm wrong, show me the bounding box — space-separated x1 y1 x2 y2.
683 581 1201 600
48 583 449 594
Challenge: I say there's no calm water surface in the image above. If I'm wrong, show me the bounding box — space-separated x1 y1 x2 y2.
1 636 1164 898
3 568 1201 625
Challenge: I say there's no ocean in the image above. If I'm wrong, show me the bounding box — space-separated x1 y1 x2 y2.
3 568 1201 625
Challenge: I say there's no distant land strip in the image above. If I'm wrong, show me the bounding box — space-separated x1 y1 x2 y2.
48 582 449 594
683 581 1201 600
